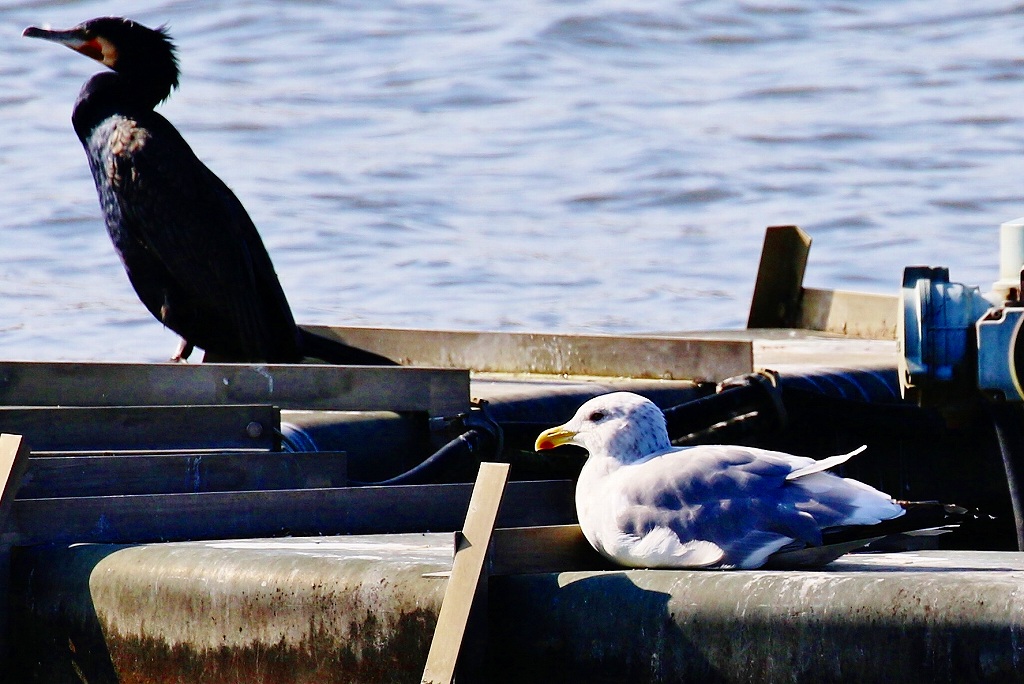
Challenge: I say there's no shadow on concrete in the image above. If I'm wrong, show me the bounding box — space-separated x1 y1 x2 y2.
9 543 123 684
487 563 1024 683
487 571 724 683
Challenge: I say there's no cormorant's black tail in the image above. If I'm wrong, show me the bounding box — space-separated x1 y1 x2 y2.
297 326 398 365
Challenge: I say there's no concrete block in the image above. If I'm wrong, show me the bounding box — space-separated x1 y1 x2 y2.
12 537 1024 683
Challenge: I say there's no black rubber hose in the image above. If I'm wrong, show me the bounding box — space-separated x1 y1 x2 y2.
349 428 495 487
987 402 1024 551
663 374 784 444
664 370 944 445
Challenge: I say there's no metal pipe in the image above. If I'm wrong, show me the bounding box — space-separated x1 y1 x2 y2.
987 402 1024 551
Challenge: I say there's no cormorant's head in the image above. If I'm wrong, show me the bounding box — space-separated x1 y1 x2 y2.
23 17 179 102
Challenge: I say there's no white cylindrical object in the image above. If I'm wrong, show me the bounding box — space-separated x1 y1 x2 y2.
999 218 1024 283
996 218 1024 296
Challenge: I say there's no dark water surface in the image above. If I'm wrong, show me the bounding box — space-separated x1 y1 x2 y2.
2 1 1022 360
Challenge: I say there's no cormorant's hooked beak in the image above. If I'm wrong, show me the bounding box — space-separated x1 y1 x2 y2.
23 25 118 68
535 425 577 451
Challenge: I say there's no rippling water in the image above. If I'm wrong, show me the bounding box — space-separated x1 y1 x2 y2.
1 1 1022 360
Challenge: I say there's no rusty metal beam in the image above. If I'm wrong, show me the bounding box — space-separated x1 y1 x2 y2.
306 326 752 382
16 450 347 498
797 287 899 340
746 226 897 340
0 404 279 453
9 479 576 546
747 225 812 329
0 362 469 420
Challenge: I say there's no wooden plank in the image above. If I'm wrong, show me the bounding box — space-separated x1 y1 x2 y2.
796 287 899 340
0 434 30 672
0 405 279 453
422 462 510 684
0 363 469 419
15 451 346 498
488 525 611 575
747 225 812 329
307 326 752 383
9 479 576 546
0 434 29 526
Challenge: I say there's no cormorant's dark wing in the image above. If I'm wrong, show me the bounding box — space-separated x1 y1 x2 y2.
97 112 299 360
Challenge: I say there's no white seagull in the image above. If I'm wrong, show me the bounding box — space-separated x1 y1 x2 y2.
535 391 906 569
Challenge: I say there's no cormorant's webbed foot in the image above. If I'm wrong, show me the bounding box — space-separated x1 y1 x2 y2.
170 338 194 363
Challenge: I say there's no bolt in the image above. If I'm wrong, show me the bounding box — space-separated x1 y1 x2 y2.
246 421 264 439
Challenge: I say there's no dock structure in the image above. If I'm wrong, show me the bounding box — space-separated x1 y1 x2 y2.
12 530 1024 682
1 225 1020 682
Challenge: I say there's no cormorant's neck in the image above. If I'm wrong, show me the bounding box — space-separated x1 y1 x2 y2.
72 71 170 140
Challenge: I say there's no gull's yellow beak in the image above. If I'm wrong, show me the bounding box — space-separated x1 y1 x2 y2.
535 425 577 451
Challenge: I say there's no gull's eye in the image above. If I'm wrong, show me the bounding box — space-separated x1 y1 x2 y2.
588 410 606 422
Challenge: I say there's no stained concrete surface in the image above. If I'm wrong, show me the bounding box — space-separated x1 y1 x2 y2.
11 536 1024 683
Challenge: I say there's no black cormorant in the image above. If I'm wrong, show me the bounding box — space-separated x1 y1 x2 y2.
23 17 395 365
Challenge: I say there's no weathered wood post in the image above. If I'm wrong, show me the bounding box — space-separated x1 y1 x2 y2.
0 434 30 679
421 462 510 684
